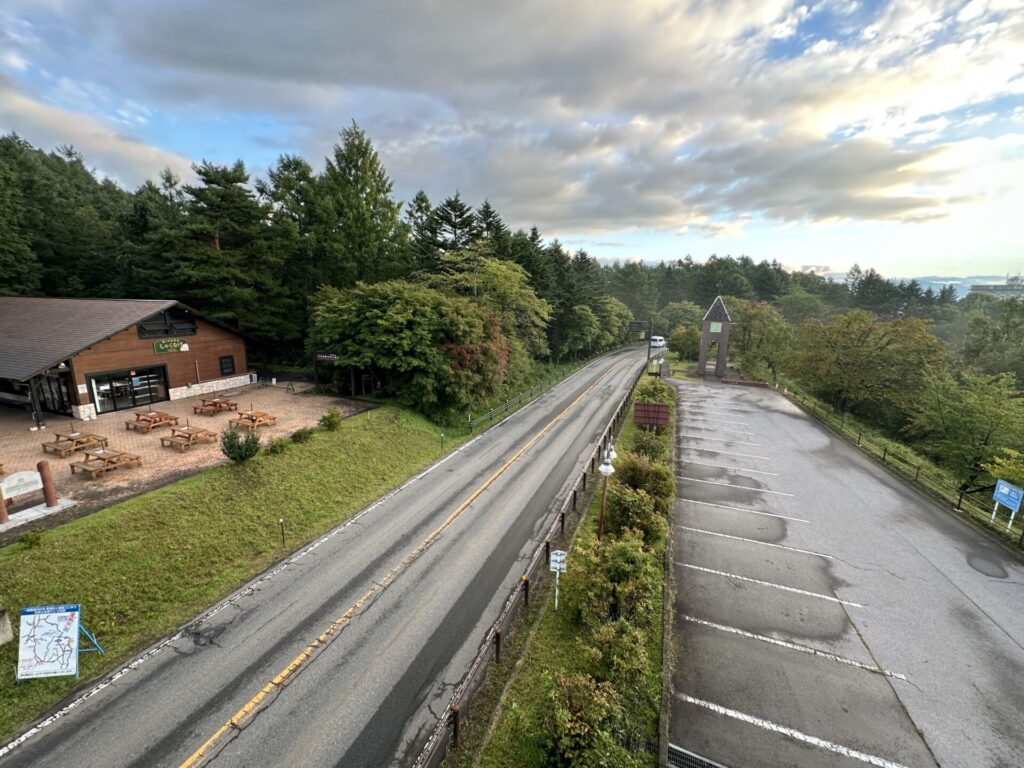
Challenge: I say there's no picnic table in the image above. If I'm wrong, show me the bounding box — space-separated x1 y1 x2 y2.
194 397 239 416
160 425 217 452
228 410 277 431
42 431 109 458
125 410 180 432
70 447 142 480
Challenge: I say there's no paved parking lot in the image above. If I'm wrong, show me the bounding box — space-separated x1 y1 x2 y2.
669 379 1024 768
0 384 361 534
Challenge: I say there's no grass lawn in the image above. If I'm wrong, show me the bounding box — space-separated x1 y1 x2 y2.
0 405 455 744
474 395 669 767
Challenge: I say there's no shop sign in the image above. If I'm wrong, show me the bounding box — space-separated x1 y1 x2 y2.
153 338 188 354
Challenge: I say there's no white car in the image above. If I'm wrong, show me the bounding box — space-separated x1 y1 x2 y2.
650 335 666 348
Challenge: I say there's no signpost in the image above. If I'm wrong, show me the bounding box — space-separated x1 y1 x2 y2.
17 604 103 681
992 479 1023 531
549 549 567 610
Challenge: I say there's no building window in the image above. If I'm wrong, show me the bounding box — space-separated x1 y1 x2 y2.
219 355 236 376
137 308 198 338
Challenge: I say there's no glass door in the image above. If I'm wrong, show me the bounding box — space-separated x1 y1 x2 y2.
88 366 169 414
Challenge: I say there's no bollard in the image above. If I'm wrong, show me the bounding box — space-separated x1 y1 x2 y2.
495 628 502 663
36 460 58 508
451 704 461 748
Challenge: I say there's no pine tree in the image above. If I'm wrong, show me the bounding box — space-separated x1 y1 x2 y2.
322 122 408 284
435 191 479 252
476 199 510 258
405 190 441 272
0 154 41 295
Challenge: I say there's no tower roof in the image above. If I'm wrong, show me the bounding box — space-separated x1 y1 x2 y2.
703 296 731 323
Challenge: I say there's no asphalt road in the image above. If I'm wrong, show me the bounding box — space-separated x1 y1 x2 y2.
669 379 1024 768
2 348 645 768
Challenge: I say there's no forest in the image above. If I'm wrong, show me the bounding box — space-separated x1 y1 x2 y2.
0 126 1021 482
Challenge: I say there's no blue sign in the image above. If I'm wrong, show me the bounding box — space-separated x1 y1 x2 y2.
993 480 1023 513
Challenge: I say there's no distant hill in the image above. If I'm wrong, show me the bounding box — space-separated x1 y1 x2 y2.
816 273 1008 299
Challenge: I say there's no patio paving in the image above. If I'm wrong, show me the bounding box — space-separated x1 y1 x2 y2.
0 383 364 539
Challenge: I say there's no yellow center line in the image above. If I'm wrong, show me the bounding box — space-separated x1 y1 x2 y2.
178 357 629 768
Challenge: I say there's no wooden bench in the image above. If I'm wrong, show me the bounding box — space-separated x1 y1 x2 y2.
70 461 115 480
193 404 218 416
160 435 192 451
43 440 87 458
114 453 142 468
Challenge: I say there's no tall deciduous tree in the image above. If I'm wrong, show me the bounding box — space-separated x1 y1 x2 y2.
789 310 944 415
906 370 1024 487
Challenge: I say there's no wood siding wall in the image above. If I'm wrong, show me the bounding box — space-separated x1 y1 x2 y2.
68 319 247 405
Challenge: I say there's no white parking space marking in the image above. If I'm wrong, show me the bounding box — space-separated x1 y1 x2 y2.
687 408 751 416
675 694 909 768
682 616 906 680
681 416 750 426
679 433 761 446
678 477 793 496
678 525 833 559
681 460 778 476
679 498 809 523
680 424 754 436
678 563 863 607
683 447 771 460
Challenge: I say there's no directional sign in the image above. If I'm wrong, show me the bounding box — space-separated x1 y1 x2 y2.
628 321 647 333
549 549 567 573
994 480 1022 513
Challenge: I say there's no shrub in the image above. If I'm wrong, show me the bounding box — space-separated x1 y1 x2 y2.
542 671 639 768
319 407 343 431
291 427 315 444
605 483 666 545
18 531 42 549
264 438 290 455
634 377 675 405
630 428 666 462
564 531 661 631
613 452 675 516
585 619 653 704
220 429 261 462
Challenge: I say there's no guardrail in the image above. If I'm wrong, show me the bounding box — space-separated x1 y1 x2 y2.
781 388 1022 548
467 346 636 432
414 363 645 768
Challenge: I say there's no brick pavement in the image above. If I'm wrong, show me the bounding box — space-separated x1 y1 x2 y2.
0 384 364 536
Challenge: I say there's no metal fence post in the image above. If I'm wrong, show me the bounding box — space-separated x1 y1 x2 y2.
523 575 530 608
572 489 577 510
956 490 964 510
882 447 887 464
560 511 565 535
545 540 550 565
495 629 502 663
914 466 921 481
582 472 587 490
857 432 862 446
451 704 461 748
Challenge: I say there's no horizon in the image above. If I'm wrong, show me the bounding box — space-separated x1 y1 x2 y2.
2 1 1022 275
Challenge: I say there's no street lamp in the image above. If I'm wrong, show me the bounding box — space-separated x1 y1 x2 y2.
607 442 618 462
597 447 615 540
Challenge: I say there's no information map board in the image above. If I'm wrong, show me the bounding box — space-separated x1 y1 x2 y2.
17 604 81 680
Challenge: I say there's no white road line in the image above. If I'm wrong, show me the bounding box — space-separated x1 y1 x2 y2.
681 460 778 476
675 694 908 768
678 433 761 446
677 562 863 606
682 447 771 460
679 498 809 523
678 477 793 496
687 408 750 416
681 616 906 680
681 416 750 426
680 424 754 435
678 525 833 559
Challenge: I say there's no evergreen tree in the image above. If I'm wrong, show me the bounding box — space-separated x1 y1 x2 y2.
0 154 41 295
476 198 510 258
405 190 441 271
322 122 409 284
435 191 479 251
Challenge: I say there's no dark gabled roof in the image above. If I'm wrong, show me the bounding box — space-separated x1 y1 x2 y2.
0 297 182 381
703 296 731 323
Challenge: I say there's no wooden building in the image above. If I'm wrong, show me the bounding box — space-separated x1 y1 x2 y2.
0 298 249 424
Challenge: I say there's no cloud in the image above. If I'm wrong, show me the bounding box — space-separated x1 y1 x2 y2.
0 74 193 186
1 0 1022 241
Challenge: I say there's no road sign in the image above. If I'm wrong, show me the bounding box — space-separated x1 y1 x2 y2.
549 549 567 573
993 480 1022 513
628 321 647 333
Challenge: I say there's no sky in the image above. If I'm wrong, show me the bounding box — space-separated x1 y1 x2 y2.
1 0 1022 277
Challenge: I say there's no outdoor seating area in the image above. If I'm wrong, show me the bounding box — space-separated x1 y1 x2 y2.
41 430 109 458
70 448 142 480
229 409 277 431
160 425 217 452
194 396 239 416
125 410 180 432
